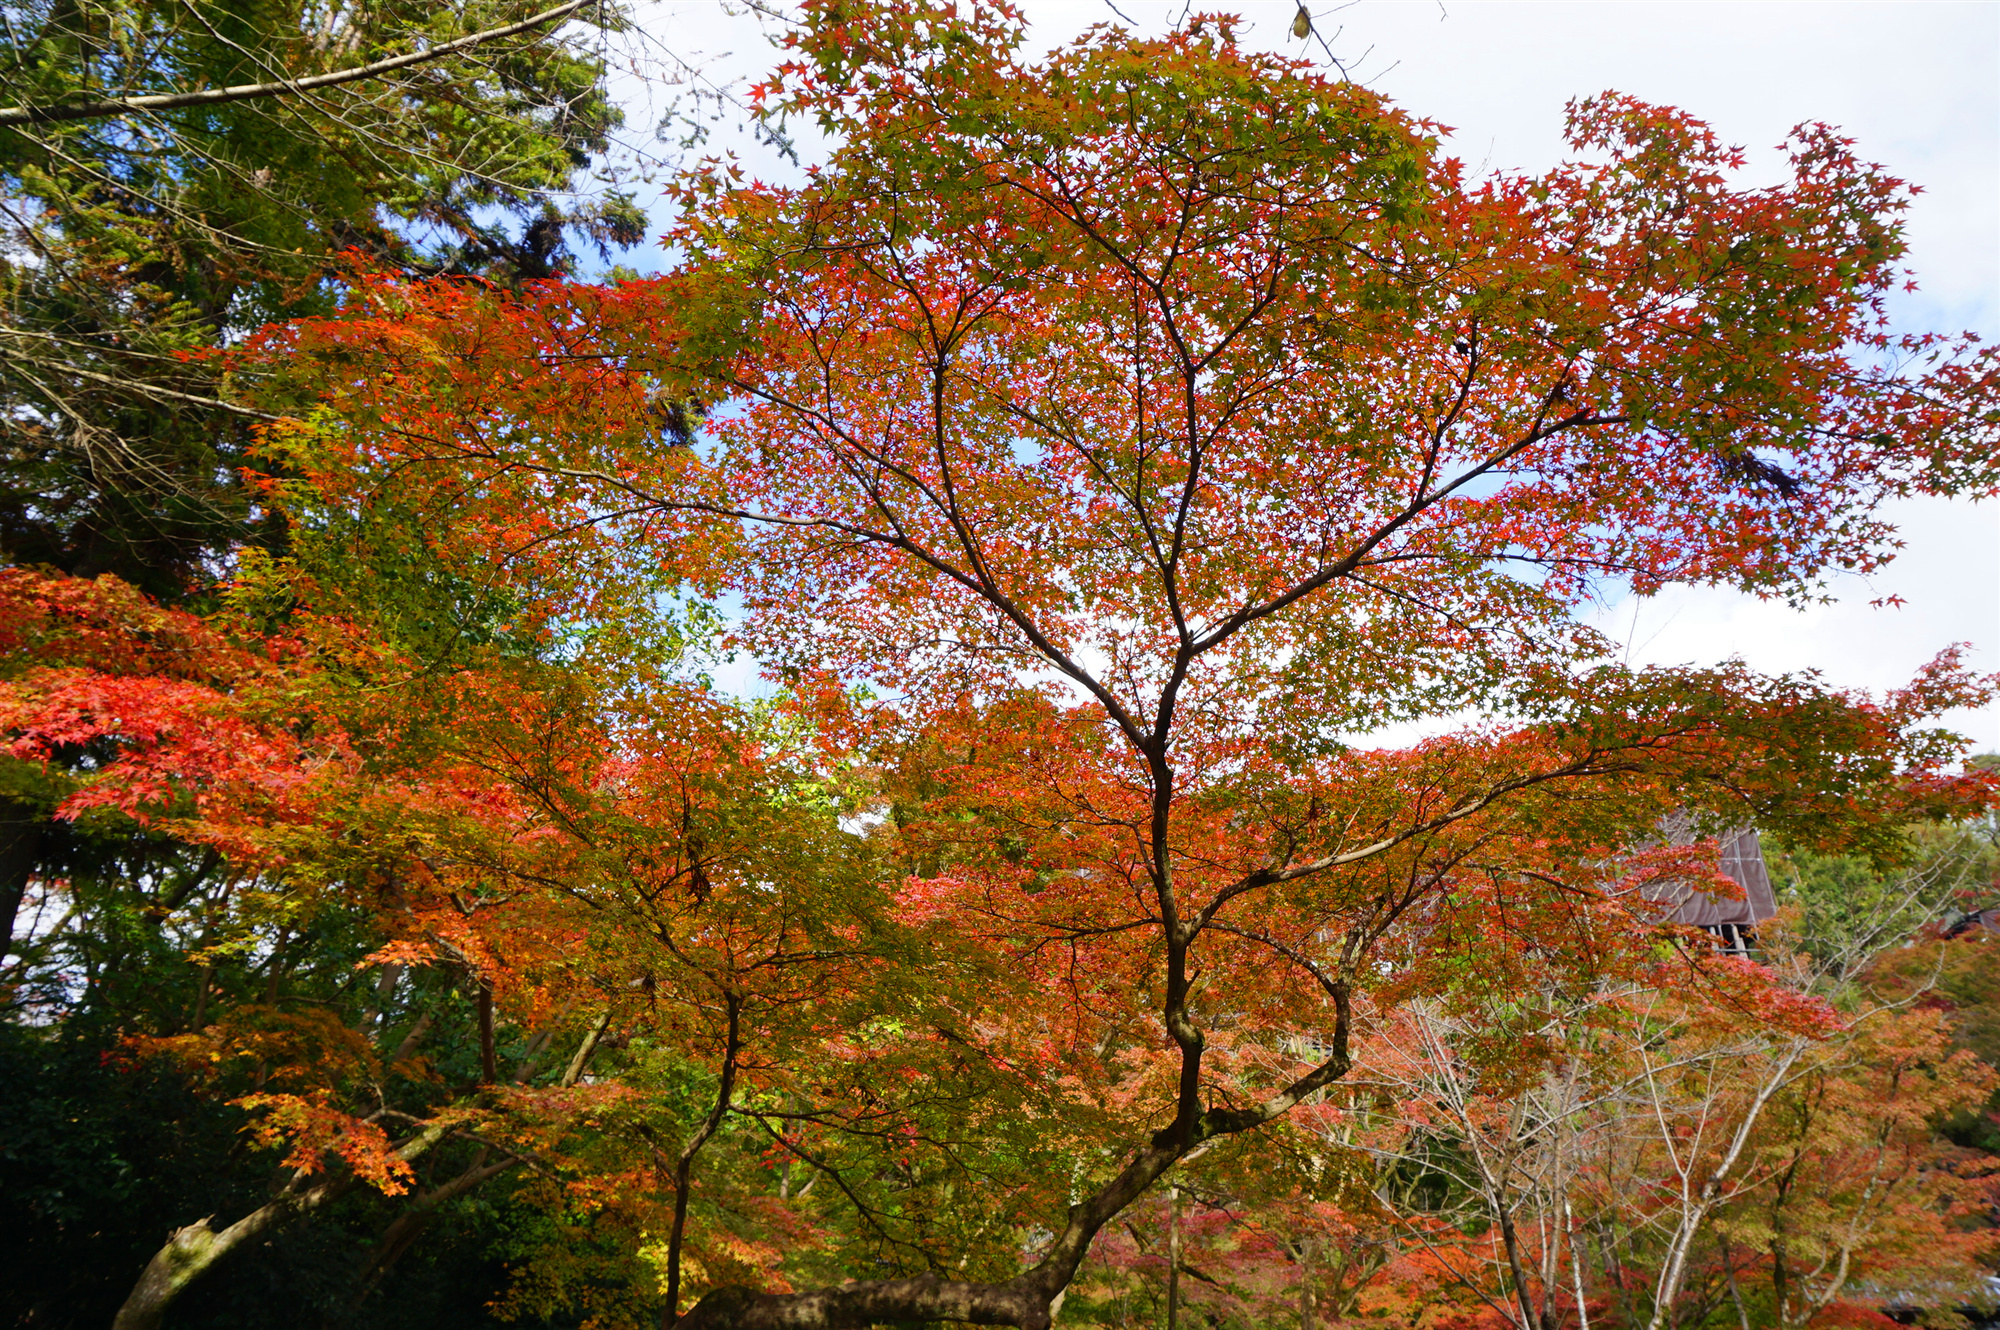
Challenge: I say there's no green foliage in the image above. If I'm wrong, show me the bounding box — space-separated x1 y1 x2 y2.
0 0 644 600
1765 811 1999 978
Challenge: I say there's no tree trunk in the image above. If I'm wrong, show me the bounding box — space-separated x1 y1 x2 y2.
0 807 43 961
1166 1185 1181 1330
1645 1041 1805 1330
678 987 1353 1330
1496 1203 1542 1330
1298 1240 1314 1330
1564 1199 1591 1330
354 1153 516 1300
476 979 498 1084
356 1014 609 1305
664 993 741 1327
1726 1262 1752 1330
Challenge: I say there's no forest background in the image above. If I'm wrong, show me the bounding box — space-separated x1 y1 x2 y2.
2 2 1998 1330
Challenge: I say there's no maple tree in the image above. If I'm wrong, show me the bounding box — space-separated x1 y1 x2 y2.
7 0 2000 1324
0 555 892 1327
236 1 2000 1326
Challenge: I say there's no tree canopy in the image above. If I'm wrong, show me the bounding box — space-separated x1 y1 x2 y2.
3 3 1998 1329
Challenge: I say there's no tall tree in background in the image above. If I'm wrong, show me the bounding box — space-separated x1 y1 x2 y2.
0 0 648 603
258 1 2000 1324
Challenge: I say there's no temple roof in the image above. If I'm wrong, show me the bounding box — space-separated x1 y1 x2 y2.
1652 824 1779 930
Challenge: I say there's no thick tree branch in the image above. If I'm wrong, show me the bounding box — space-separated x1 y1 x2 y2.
112 1122 448 1330
0 0 587 125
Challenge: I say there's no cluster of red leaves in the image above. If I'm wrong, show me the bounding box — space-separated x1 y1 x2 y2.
233 1091 416 1195
0 568 348 859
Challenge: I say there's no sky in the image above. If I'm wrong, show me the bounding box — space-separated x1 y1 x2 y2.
615 0 2000 752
